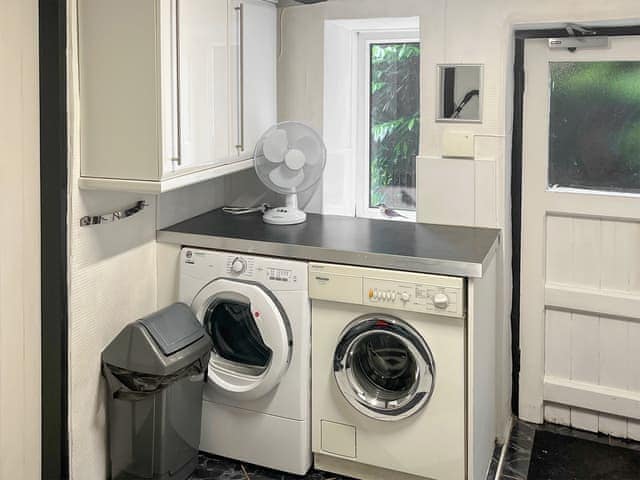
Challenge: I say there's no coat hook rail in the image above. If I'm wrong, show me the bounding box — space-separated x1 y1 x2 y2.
80 201 149 227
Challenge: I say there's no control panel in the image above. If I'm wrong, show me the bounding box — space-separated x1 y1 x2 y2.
363 278 462 317
225 255 300 286
309 263 465 318
181 249 307 291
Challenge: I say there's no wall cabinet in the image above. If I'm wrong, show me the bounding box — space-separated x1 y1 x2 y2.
77 0 277 194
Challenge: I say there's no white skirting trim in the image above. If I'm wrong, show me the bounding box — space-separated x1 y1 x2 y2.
544 376 640 420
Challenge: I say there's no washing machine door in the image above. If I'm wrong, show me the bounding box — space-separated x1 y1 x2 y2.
191 278 292 400
333 314 435 421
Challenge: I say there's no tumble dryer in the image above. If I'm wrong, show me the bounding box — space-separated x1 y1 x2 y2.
310 263 467 480
179 248 311 475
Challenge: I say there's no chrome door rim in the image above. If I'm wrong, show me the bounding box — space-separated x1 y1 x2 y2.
333 315 435 421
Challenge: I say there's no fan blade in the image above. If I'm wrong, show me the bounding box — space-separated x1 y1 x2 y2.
292 135 321 165
263 129 288 163
284 149 306 171
268 165 305 190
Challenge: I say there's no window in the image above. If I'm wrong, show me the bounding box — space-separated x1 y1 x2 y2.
321 18 420 220
549 61 640 194
358 32 420 220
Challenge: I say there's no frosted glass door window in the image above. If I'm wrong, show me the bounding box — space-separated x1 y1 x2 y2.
549 62 640 193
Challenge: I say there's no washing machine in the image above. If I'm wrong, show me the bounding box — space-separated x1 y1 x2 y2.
179 248 311 475
310 263 466 480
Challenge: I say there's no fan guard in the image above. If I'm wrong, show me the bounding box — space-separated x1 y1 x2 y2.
254 122 327 225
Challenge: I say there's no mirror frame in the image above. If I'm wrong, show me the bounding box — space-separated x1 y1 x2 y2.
436 63 484 124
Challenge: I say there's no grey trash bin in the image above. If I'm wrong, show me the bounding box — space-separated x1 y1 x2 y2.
102 303 212 480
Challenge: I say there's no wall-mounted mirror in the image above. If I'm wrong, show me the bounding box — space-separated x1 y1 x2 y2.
437 64 483 122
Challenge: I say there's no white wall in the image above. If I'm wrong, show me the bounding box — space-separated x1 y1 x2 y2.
277 0 640 441
0 1 41 478
67 2 231 477
67 2 157 477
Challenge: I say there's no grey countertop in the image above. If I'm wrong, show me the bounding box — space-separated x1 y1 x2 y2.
158 209 500 278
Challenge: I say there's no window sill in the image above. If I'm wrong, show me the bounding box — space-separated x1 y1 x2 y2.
357 209 416 223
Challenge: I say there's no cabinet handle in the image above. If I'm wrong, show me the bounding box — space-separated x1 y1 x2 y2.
235 3 245 153
173 0 182 166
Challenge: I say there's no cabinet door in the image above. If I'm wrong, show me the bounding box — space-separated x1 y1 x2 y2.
176 0 230 172
230 0 277 160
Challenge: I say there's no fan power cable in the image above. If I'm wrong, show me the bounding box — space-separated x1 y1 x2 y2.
222 204 271 215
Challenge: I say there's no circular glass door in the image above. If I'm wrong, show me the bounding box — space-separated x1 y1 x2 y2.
204 299 272 377
333 315 435 421
191 278 292 400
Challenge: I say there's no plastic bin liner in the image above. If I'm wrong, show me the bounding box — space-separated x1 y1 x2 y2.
105 359 206 401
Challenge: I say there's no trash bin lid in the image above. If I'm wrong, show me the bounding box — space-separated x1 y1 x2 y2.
102 303 212 376
139 303 204 356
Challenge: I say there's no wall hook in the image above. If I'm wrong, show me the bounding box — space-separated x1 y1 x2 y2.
80 201 149 226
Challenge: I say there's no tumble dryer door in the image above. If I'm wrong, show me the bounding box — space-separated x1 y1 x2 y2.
191 278 292 400
333 314 435 421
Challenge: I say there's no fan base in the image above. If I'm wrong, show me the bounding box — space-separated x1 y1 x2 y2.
263 207 307 225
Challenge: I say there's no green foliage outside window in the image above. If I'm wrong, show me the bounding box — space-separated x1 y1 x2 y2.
370 43 420 210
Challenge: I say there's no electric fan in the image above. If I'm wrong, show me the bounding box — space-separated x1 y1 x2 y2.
254 121 327 225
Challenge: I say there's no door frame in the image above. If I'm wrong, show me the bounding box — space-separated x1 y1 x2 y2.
39 0 69 478
510 24 640 418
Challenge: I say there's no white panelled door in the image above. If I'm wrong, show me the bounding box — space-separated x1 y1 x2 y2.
520 37 640 439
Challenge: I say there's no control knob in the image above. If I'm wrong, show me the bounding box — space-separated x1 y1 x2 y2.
231 257 247 274
400 292 410 302
433 292 449 310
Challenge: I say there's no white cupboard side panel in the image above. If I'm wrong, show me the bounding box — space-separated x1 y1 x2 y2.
178 0 230 170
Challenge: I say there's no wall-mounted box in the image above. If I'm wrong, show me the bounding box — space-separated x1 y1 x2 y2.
442 131 475 159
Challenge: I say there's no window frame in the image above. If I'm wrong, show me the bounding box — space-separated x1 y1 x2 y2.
356 30 420 222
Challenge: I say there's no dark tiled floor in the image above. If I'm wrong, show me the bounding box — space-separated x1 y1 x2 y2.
189 454 353 480
189 420 640 480
496 419 640 480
